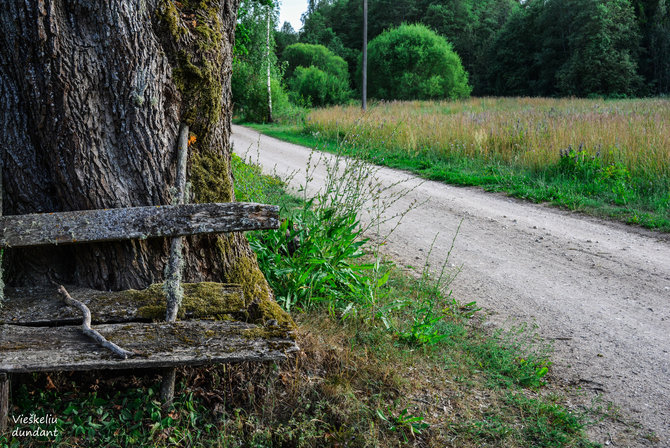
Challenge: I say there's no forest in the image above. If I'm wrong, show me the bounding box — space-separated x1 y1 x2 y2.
233 0 670 122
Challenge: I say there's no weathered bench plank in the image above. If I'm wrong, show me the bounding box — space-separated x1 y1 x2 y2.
0 202 279 248
0 321 298 373
0 283 246 326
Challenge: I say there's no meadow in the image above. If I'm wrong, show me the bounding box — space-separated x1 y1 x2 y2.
253 97 670 230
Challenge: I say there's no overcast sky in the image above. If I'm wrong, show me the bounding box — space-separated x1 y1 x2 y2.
278 0 308 31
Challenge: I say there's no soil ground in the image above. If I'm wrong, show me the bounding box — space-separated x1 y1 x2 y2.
232 124 670 446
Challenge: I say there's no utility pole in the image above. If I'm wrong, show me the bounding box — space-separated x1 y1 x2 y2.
362 0 367 110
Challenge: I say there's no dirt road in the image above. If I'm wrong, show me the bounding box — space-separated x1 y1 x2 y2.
232 124 670 446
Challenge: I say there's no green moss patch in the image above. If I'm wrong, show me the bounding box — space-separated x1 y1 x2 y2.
155 0 224 140
153 2 294 332
102 282 245 321
216 242 296 330
190 151 233 203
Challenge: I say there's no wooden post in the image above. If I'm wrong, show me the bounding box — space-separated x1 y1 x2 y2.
0 373 9 433
160 368 177 408
161 123 189 407
165 123 189 322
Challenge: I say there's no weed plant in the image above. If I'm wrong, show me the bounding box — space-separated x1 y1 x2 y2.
243 143 422 318
250 201 369 312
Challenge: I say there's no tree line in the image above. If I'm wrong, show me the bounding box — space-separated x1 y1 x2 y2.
287 0 669 97
233 0 670 121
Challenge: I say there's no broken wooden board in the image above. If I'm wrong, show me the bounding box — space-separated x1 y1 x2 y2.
0 320 298 373
0 283 246 326
0 202 279 248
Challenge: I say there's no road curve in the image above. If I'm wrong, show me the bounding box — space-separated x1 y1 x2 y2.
232 124 670 445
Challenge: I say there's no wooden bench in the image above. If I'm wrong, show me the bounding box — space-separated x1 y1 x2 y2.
0 201 297 432
0 121 298 433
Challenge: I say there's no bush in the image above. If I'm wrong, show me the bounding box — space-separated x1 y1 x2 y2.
282 43 349 81
288 66 351 107
282 43 352 106
364 24 471 100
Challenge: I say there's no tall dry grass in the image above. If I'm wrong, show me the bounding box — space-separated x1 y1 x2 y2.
305 97 670 180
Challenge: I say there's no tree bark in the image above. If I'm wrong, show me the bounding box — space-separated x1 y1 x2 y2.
0 1 273 301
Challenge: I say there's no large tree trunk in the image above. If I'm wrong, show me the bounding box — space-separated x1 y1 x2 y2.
0 0 277 315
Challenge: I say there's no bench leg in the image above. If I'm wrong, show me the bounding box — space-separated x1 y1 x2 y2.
0 373 9 433
160 369 176 409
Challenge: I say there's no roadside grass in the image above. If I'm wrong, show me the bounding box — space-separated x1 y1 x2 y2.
0 302 596 448
1 156 600 448
243 97 670 231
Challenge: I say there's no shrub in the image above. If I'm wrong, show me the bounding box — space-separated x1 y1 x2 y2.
288 66 351 107
364 24 471 100
282 42 349 81
282 43 352 106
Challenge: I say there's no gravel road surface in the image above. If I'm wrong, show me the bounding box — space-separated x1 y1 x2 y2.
232 124 670 446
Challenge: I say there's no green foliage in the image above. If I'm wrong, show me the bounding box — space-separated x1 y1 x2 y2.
297 3 361 72
231 153 285 204
234 0 276 57
283 42 350 81
485 0 643 97
556 0 642 97
288 66 352 106
471 323 553 388
365 24 471 100
483 7 536 96
280 43 352 106
558 145 631 183
397 298 447 345
649 0 670 94
430 0 518 95
274 21 299 58
232 59 292 122
3 385 211 447
299 0 667 96
557 145 634 205
249 201 369 312
299 0 517 95
376 407 430 441
232 0 295 122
